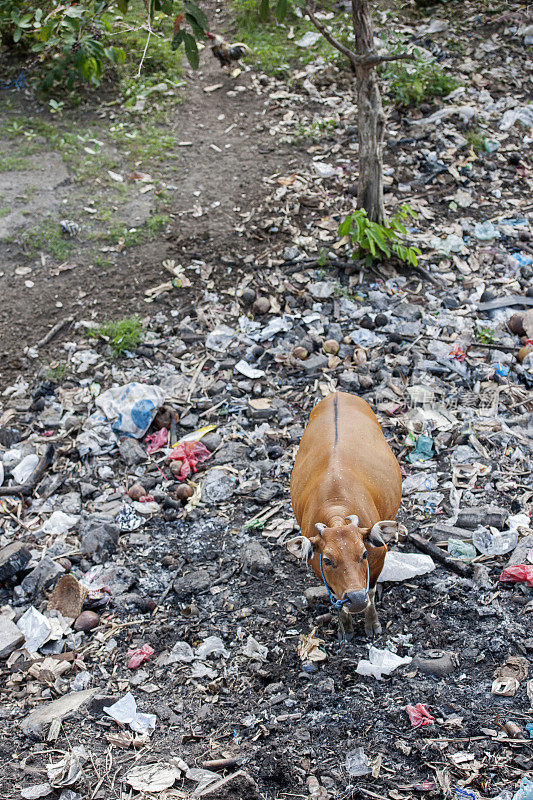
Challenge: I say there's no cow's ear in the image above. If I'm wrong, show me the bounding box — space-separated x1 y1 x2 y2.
366 520 406 546
286 536 314 562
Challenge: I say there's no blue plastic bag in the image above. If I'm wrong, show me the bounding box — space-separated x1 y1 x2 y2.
513 778 533 800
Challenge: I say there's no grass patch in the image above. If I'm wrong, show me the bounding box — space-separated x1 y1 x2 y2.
88 316 143 356
20 219 77 260
289 117 339 144
45 361 69 383
106 213 170 248
383 58 461 107
465 128 484 153
232 0 351 77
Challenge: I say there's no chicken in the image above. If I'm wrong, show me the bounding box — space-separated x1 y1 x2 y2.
206 33 251 69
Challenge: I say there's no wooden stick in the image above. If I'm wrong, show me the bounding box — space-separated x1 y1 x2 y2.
0 444 54 497
407 530 474 578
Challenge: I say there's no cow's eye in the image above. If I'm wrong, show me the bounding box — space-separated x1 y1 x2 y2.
361 551 368 561
323 556 335 567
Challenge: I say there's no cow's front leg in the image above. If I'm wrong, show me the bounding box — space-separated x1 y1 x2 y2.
339 607 354 641
364 587 382 638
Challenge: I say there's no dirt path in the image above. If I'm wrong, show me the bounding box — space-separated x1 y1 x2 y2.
0 50 303 388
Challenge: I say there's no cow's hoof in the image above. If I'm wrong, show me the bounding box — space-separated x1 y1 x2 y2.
365 621 382 638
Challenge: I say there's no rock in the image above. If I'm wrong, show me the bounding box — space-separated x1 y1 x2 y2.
456 507 509 530
299 353 328 374
412 651 458 677
240 287 256 306
0 615 25 658
80 482 98 498
73 611 100 632
80 514 119 558
253 481 281 504
507 535 533 567
118 437 146 466
253 296 271 315
197 770 259 799
201 432 222 451
173 569 211 599
240 541 272 573
428 524 474 541
21 688 97 739
304 586 329 606
0 541 32 581
211 441 248 466
20 557 64 597
179 412 199 428
338 371 360 392
202 469 235 504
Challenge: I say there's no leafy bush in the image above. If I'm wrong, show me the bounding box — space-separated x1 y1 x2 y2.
384 56 460 107
89 316 143 356
0 0 207 90
338 206 421 267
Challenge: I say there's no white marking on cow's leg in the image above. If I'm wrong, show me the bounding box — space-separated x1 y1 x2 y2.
364 587 382 638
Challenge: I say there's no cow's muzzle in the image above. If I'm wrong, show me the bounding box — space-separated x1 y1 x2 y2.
343 590 368 613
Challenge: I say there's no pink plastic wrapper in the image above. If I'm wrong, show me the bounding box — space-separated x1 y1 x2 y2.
144 427 168 454
406 703 435 728
138 494 154 503
127 644 155 669
168 441 211 481
499 565 533 587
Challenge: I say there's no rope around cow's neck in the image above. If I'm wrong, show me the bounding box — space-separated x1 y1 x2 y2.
319 553 370 611
319 552 370 644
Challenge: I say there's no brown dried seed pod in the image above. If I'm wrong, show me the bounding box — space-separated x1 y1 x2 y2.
169 459 184 476
292 346 309 360
323 339 340 355
253 296 271 315
73 611 100 632
128 483 147 501
518 344 533 363
507 313 525 337
175 484 194 504
353 347 367 366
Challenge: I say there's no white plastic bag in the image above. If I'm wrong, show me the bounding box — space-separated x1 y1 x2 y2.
378 551 435 582
95 382 165 438
355 646 412 680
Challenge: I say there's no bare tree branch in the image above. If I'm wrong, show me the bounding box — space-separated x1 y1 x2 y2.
305 1 358 70
305 1 414 70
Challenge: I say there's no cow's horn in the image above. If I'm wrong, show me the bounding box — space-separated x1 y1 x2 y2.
315 523 326 535
346 515 359 526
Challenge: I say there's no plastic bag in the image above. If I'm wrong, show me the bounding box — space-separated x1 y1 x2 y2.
103 692 156 733
95 382 165 439
128 644 155 669
500 565 533 587
448 538 477 562
168 441 211 481
144 428 168 454
512 778 533 800
345 747 371 777
356 646 412 679
378 552 435 582
42 511 80 536
17 606 52 652
195 636 229 660
12 454 39 484
406 703 435 728
407 434 434 463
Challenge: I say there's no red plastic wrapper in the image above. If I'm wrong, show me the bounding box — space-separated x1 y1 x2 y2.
406 703 435 728
144 427 168 454
499 565 533 587
168 441 211 481
138 494 155 503
127 644 155 669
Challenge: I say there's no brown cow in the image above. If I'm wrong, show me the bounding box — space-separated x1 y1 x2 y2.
288 391 403 636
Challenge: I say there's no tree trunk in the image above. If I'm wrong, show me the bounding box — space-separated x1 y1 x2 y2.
352 0 386 224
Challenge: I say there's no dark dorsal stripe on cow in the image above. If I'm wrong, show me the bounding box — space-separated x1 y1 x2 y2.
333 392 339 448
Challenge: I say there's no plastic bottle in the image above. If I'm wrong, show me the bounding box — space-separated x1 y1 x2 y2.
472 527 518 556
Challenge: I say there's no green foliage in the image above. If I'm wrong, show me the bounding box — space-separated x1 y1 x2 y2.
338 206 421 267
290 117 338 143
0 0 207 90
465 128 484 153
20 219 77 260
89 316 143 356
45 360 68 382
476 324 495 344
383 55 460 107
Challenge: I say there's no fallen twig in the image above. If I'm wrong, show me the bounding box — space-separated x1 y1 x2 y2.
407 529 474 578
0 444 54 497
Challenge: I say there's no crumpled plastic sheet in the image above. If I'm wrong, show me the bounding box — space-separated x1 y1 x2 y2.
128 644 155 670
116 503 145 531
144 427 168 454
95 382 165 438
407 434 434 463
512 777 533 800
499 565 533 587
378 552 435 583
355 646 412 680
406 703 436 728
168 441 211 481
17 606 52 653
104 692 157 733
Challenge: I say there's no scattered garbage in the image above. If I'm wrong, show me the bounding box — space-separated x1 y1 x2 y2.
355 646 412 679
406 703 436 728
378 552 435 582
345 747 371 777
103 692 157 734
